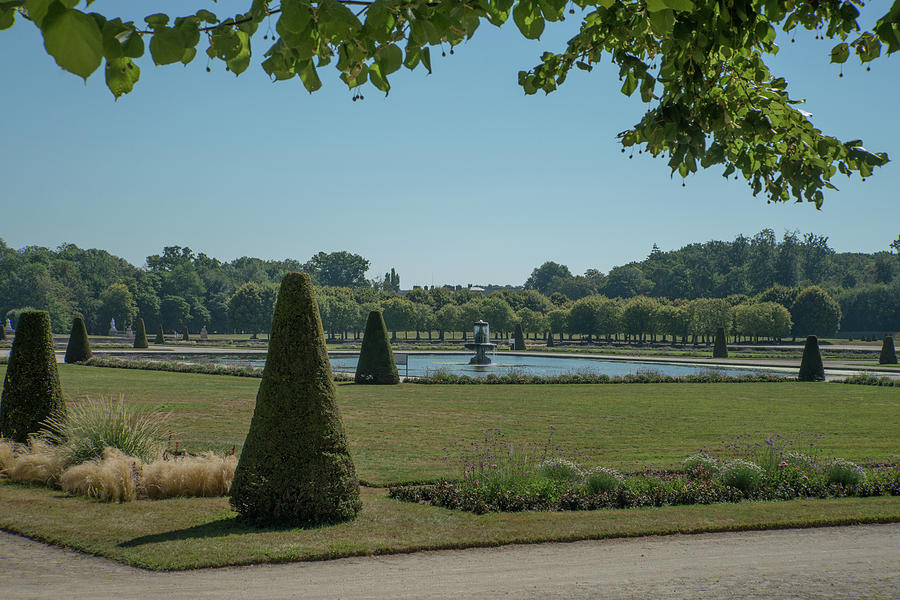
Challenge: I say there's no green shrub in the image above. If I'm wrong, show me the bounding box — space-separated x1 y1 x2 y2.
712 327 728 358
826 459 865 487
546 331 554 347
40 396 166 466
536 458 582 483
155 325 165 344
719 459 764 493
64 316 92 363
354 311 399 384
798 335 825 381
683 453 719 477
230 272 361 526
181 326 189 341
512 323 526 351
585 466 624 494
133 318 149 349
0 311 64 443
880 336 897 365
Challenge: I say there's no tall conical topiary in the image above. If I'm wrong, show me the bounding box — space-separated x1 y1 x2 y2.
181 326 189 341
512 323 526 351
1 311 64 443
230 272 361 525
64 316 92 363
880 336 897 365
155 324 165 344
0 322 5 341
546 330 554 347
798 335 825 382
355 311 399 384
133 318 149 349
712 327 728 358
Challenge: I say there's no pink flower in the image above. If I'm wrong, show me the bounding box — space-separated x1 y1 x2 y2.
779 460 789 467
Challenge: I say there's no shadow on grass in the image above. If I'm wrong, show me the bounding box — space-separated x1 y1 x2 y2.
118 517 331 548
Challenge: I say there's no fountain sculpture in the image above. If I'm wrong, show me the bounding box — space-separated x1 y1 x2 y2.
464 320 496 365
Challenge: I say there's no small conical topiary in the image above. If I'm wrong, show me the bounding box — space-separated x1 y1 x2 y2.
546 330 555 347
64 316 92 363
181 326 189 341
798 335 825 382
512 323 526 351
712 327 728 359
1 311 64 443
230 272 361 525
133 318 149 349
880 336 897 365
155 324 165 344
355 311 399 384
0 322 5 341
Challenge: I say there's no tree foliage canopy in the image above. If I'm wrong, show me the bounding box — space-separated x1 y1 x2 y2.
2 0 895 205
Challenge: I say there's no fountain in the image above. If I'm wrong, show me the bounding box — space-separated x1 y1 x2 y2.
464 320 496 365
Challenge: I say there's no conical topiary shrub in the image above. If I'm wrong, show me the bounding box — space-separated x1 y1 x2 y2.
513 323 526 351
0 322 5 341
354 311 399 384
713 327 728 359
230 272 361 525
64 316 92 363
155 324 165 344
181 326 189 341
133 318 149 349
546 330 554 347
1 311 64 443
798 335 825 382
880 336 897 365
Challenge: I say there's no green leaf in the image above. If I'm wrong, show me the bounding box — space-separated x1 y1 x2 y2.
195 9 217 24
648 9 674 36
421 47 432 74
24 0 50 27
513 0 544 40
105 56 139 98
368 63 390 94
620 70 637 96
317 0 362 42
830 43 849 64
364 0 395 43
646 0 694 12
120 29 144 58
375 43 402 76
280 0 312 34
209 28 242 61
297 59 322 93
0 7 15 30
41 5 103 80
143 13 169 30
226 31 251 75
149 28 184 65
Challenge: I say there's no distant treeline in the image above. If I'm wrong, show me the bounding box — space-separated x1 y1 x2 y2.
0 230 897 338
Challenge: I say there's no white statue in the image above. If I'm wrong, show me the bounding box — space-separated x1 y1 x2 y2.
4 318 11 332
108 318 117 336
200 325 209 340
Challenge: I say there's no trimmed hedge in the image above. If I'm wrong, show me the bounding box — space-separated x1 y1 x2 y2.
712 327 728 359
133 318 149 349
880 336 897 365
512 323 526 351
230 272 361 526
64 316 92 363
354 311 399 384
0 311 65 442
798 335 825 382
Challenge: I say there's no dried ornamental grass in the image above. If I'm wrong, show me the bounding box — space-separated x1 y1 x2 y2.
142 453 237 499
8 439 63 486
0 437 15 474
60 448 141 502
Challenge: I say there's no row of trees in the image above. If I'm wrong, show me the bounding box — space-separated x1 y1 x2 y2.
524 230 899 301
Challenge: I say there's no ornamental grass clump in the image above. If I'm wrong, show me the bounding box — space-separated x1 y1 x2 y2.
826 459 865 487
64 316 92 363
719 459 764 493
683 453 719 478
537 458 583 483
0 311 64 443
230 272 361 526
585 467 624 494
40 395 166 466
8 438 64 486
354 310 399 384
142 452 237 499
59 447 141 502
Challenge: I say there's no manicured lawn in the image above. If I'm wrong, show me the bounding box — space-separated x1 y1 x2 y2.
1 482 897 570
1 364 897 570
6 364 898 485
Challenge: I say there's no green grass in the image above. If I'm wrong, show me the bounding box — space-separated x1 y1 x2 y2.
1 364 897 570
1 482 897 570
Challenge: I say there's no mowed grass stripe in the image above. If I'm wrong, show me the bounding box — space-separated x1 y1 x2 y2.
6 364 894 485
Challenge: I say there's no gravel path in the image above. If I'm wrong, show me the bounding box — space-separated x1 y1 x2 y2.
2 524 898 599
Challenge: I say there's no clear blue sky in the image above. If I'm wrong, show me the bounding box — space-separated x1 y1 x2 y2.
1 4 897 287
